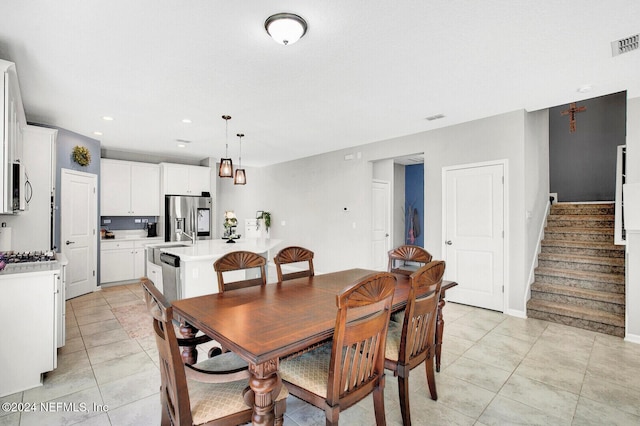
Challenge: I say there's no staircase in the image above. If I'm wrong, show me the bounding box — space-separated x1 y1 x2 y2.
527 203 626 337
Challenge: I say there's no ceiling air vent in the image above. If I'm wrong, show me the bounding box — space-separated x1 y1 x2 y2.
611 34 639 57
425 113 445 121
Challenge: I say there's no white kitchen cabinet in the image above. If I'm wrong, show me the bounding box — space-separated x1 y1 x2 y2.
101 159 160 216
100 238 162 284
0 269 57 397
161 163 211 196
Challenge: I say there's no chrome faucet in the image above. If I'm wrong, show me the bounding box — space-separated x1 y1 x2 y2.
178 230 196 244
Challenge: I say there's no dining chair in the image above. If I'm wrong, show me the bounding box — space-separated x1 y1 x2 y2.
384 261 445 426
214 250 267 293
273 246 315 282
387 245 433 276
141 278 288 426
279 272 396 425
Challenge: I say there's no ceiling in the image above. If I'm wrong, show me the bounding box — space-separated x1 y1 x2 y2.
1 1 638 167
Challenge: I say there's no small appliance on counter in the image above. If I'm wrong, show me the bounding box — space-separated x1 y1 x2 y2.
147 222 158 238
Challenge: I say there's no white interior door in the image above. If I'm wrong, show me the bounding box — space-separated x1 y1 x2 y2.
61 169 97 299
372 180 391 270
443 163 505 311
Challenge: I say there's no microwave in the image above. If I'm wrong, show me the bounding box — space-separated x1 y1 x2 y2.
12 162 28 212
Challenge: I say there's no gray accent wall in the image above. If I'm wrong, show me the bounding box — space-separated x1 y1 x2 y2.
549 91 627 202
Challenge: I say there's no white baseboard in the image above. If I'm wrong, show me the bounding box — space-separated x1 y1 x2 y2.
624 333 640 345
506 308 527 319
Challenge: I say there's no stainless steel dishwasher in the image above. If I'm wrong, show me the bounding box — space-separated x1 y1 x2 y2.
159 252 181 302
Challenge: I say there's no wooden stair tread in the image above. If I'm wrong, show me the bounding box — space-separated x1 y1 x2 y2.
541 240 624 250
545 226 614 234
535 267 625 283
537 252 625 266
527 299 624 327
531 282 625 304
547 214 615 221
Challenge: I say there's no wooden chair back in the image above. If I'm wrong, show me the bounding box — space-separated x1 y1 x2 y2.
273 246 315 282
387 245 433 276
399 261 445 366
214 251 267 293
141 278 194 425
327 272 396 423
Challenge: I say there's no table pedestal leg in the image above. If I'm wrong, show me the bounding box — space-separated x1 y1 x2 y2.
247 359 280 425
435 298 446 372
179 322 199 365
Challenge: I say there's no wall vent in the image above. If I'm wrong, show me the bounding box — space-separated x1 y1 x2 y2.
425 113 445 121
611 34 639 57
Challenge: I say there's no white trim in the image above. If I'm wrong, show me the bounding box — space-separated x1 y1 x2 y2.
506 308 527 319
524 201 551 308
624 333 640 345
372 179 392 270
441 159 509 313
614 145 626 245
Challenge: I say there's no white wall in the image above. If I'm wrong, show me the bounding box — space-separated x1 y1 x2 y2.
524 110 551 305
218 109 550 315
625 97 640 342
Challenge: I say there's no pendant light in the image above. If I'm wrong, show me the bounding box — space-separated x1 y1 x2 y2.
234 133 246 185
218 115 233 178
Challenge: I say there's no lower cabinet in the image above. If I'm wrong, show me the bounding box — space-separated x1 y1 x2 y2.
0 270 56 397
100 239 158 284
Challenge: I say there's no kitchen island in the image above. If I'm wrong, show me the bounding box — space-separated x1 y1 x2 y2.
146 238 283 299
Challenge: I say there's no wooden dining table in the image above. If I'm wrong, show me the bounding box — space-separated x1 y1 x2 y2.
172 268 457 425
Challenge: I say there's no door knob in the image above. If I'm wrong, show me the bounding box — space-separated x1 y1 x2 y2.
66 240 75 245
445 240 453 245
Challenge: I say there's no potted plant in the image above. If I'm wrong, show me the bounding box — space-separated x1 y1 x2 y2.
256 211 271 241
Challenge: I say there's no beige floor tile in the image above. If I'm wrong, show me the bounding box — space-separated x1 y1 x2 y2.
445 356 512 392
75 309 116 326
20 386 105 426
0 412 20 425
573 396 640 426
106 393 162 426
71 297 108 311
56 349 91 374
57 336 86 355
478 394 570 426
581 372 640 417
98 369 160 409
514 356 585 394
462 341 524 373
478 330 536 356
79 318 123 337
86 339 144 365
92 351 157 385
69 413 112 425
22 366 97 403
446 322 490 342
498 374 579 421
450 309 507 332
65 324 81 339
73 304 113 319
491 315 549 340
82 328 130 349
442 334 476 356
434 373 496 418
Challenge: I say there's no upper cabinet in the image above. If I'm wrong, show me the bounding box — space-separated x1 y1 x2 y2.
160 163 211 196
0 60 27 214
101 159 160 216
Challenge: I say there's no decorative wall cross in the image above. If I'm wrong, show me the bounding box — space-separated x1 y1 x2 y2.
560 102 587 133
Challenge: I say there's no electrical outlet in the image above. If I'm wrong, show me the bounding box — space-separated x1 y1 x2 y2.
135 219 141 223
103 219 111 224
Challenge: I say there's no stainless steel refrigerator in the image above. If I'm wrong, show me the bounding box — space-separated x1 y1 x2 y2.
164 195 213 242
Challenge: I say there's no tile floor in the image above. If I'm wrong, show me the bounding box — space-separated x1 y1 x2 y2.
2 282 640 425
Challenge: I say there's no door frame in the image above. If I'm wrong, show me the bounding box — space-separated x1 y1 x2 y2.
441 159 510 312
371 179 391 270
61 168 98 299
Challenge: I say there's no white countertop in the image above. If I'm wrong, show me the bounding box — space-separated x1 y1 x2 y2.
148 238 283 262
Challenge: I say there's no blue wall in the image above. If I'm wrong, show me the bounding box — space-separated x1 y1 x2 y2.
405 164 424 247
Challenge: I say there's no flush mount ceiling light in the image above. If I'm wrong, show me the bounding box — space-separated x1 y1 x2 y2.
265 13 308 45
218 115 233 178
234 133 247 185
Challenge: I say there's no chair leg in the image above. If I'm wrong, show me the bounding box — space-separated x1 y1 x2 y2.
397 374 411 426
373 384 387 426
274 398 286 426
425 356 438 401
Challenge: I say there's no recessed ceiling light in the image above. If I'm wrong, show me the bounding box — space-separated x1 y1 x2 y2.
102 116 114 121
425 114 446 121
93 131 103 136
177 144 186 148
182 119 192 123
577 85 592 93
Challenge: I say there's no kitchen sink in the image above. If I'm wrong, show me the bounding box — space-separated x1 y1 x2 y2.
159 243 191 248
